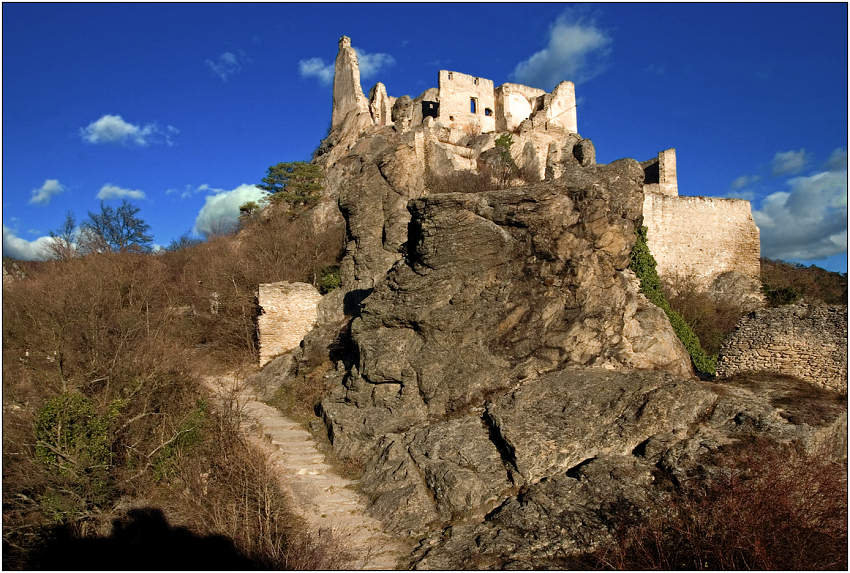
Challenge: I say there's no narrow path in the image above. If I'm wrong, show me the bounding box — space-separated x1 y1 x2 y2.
202 373 409 570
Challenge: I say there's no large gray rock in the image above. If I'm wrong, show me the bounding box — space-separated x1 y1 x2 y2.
486 368 716 483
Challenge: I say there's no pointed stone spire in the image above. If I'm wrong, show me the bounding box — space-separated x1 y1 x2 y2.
331 35 370 129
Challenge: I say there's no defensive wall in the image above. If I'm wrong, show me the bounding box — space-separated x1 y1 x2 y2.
717 302 848 393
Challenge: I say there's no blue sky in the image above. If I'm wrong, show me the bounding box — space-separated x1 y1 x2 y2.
3 3 847 272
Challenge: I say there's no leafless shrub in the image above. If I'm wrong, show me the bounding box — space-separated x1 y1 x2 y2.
589 440 847 570
662 274 748 356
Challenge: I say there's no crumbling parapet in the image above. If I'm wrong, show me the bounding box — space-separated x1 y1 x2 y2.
257 282 323 367
641 148 678 196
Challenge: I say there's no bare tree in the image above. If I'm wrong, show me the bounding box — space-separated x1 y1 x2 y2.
47 211 78 261
79 200 153 254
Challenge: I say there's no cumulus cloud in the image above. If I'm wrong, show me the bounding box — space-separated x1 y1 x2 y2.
354 48 395 78
753 159 847 260
166 183 211 199
193 184 268 237
730 174 760 190
826 147 847 171
298 57 334 85
97 184 146 200
29 179 66 205
511 11 612 89
2 225 54 261
771 149 808 176
205 51 246 81
80 114 178 147
298 46 394 85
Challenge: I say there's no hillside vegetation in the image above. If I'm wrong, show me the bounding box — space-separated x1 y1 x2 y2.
761 257 847 305
2 201 345 569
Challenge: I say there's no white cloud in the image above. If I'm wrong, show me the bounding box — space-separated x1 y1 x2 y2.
193 184 268 237
2 225 54 261
299 57 334 85
167 183 211 199
771 149 808 176
826 147 847 171
205 51 246 81
511 11 612 89
29 179 66 205
299 46 394 86
80 114 178 147
354 48 395 78
97 184 146 200
730 174 760 190
753 162 848 260
721 190 756 201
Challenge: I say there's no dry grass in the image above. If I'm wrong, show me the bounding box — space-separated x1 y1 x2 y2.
587 440 847 570
2 202 347 569
761 257 847 305
662 275 749 356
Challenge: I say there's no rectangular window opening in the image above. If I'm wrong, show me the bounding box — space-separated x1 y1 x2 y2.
470 97 477 114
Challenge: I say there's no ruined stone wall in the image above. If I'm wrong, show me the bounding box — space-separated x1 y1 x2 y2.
495 83 546 132
257 282 323 367
717 303 848 393
438 70 496 133
643 193 760 286
642 148 678 196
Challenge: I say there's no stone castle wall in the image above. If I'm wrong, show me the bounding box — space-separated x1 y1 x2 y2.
257 282 323 367
643 193 761 287
438 70 496 133
717 303 848 393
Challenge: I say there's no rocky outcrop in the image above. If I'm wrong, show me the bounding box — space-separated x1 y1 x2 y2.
314 154 711 537
406 373 846 569
717 302 848 392
331 36 370 130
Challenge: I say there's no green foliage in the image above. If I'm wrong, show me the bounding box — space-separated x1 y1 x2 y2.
317 264 341 294
152 399 208 482
259 162 323 207
630 226 717 376
494 133 519 187
35 392 119 474
239 201 260 216
762 283 802 306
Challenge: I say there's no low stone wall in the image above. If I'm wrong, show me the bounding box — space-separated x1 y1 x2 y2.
717 302 848 393
257 282 323 367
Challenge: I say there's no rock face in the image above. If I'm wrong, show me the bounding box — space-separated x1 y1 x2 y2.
331 36 370 130
272 37 837 569
316 154 710 537
717 302 848 392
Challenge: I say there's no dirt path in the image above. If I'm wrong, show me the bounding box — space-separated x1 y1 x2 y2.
202 372 409 570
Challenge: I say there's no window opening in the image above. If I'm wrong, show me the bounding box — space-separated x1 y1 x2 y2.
484 108 493 117
474 77 479 85
470 97 477 114
447 72 453 80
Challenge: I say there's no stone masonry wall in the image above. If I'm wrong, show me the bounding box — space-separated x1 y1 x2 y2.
717 302 848 393
257 282 323 367
643 193 760 287
438 70 496 133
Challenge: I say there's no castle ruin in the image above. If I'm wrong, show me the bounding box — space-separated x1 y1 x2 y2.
324 35 761 293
